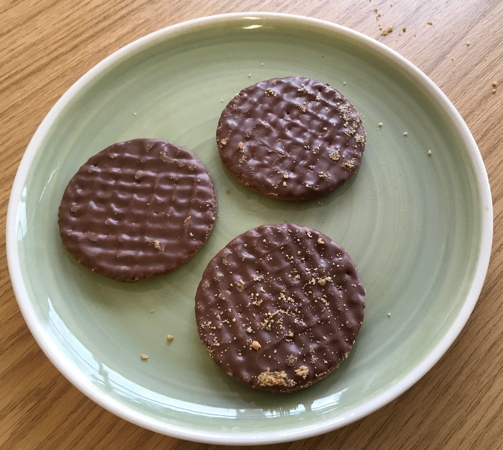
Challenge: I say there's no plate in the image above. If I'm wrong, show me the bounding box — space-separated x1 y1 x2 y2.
7 13 492 445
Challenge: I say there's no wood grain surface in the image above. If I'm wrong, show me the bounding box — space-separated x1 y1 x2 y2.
1 1 502 449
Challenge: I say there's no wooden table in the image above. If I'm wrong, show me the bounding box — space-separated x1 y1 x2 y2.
1 1 502 449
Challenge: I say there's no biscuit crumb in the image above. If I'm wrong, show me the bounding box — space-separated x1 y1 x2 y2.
427 21 433 25
140 354 149 360
237 141 244 150
492 81 497 87
286 354 298 366
403 27 407 32
135 170 146 180
145 237 165 251
328 150 340 161
251 340 261 350
318 276 332 286
167 335 174 341
264 88 278 97
257 369 294 387
341 161 355 170
295 366 309 379
381 26 393 36
221 138 228 146
317 238 325 245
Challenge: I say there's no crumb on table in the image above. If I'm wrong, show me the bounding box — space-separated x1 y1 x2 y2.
381 26 393 36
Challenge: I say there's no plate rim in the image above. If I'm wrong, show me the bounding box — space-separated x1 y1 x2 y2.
6 11 493 445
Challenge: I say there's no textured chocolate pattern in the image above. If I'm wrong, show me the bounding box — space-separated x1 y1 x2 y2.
58 139 217 282
195 224 365 392
216 76 366 201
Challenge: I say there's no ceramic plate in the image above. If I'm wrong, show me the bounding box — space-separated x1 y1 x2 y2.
7 13 492 445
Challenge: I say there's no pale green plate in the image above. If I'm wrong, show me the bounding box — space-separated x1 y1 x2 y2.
7 13 492 445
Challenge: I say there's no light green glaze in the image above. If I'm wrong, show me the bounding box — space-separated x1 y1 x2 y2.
13 14 487 442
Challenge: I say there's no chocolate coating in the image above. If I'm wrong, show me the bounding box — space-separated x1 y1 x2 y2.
58 139 217 282
216 76 366 201
195 224 365 392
